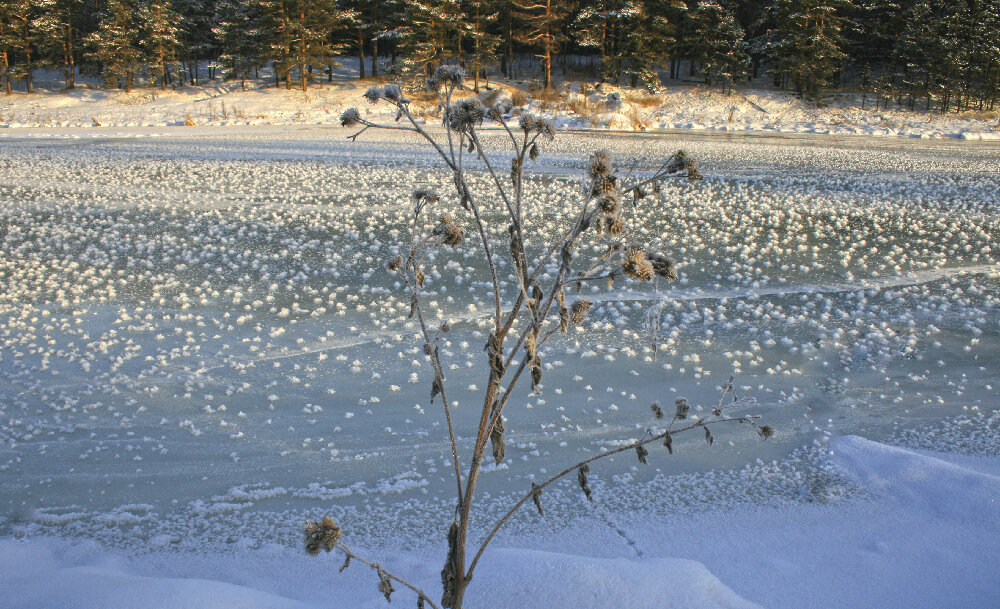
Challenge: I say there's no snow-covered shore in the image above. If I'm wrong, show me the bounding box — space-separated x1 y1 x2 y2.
2 61 998 140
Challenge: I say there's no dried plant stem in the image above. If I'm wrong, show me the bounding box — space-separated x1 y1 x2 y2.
336 542 441 609
467 414 758 575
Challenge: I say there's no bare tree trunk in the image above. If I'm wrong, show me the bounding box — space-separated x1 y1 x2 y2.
358 31 366 79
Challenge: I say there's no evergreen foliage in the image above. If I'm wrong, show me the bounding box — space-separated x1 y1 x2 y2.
0 0 997 110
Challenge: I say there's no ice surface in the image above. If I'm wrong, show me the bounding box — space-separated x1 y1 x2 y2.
1 126 998 607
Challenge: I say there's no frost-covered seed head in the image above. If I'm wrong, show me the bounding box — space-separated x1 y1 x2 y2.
340 108 362 127
647 251 678 280
675 397 690 419
447 99 485 132
363 86 381 104
589 150 614 178
570 299 592 325
622 248 653 281
413 187 440 204
304 516 342 555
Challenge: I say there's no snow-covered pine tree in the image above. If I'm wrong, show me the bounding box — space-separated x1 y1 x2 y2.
618 0 677 90
85 0 143 92
688 0 747 93
0 0 40 92
511 0 566 90
34 0 82 89
172 0 218 84
758 0 850 100
398 0 465 81
967 0 1000 109
465 0 500 91
139 0 181 89
214 0 268 89
0 16 9 94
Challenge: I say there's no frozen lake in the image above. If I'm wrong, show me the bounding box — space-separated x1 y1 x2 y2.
1 127 998 553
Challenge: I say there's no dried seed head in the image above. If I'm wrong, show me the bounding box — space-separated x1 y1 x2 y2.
598 189 622 215
340 108 362 127
431 64 465 90
442 223 463 247
447 99 485 132
606 215 624 236
518 113 555 139
760 425 774 439
646 251 678 280
381 84 407 104
665 150 688 173
387 255 403 272
487 101 512 121
622 248 654 281
570 299 592 325
687 159 703 181
413 187 440 204
363 86 381 104
304 516 342 555
675 397 690 419
589 150 614 178
635 443 649 465
650 402 664 419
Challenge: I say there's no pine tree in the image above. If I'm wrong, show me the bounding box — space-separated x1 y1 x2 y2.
0 14 10 94
398 0 465 80
35 0 82 89
172 0 219 84
214 0 267 89
512 0 566 90
688 0 747 92
465 0 500 91
85 0 143 92
759 0 849 100
0 0 40 92
140 0 181 89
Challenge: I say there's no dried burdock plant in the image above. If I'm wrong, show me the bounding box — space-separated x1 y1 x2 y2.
309 66 772 609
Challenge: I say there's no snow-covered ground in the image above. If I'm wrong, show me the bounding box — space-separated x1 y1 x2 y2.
2 58 998 139
1 126 998 608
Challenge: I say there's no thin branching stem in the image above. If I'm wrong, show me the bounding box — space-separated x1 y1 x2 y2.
467 414 759 575
336 542 441 609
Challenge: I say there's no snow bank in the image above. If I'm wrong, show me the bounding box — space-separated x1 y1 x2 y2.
0 539 759 609
0 539 309 609
830 436 1000 522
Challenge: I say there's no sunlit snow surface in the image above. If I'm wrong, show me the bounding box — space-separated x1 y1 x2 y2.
1 127 998 563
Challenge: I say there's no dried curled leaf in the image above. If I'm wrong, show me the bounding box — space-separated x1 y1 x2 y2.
577 464 593 501
441 522 460 607
378 566 394 602
431 375 443 402
490 400 506 465
704 426 714 446
635 444 649 465
663 431 673 454
531 482 544 516
529 142 540 161
530 356 542 392
339 554 351 572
